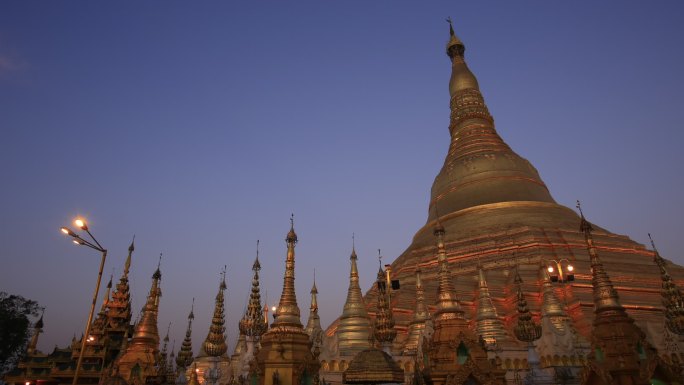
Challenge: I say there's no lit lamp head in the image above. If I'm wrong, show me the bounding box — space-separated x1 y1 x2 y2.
547 265 559 282
74 219 88 231
565 264 575 281
61 227 75 236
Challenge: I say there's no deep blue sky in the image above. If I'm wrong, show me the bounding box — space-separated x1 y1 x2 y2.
1 1 683 353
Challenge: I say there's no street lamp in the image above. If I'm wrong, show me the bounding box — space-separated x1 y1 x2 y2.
60 218 107 385
546 259 575 283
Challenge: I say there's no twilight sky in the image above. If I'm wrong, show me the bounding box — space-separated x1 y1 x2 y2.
1 1 683 354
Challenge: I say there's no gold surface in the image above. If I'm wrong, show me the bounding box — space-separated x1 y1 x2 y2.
432 225 463 321
240 253 268 338
336 246 372 356
402 269 428 354
200 273 228 357
254 222 319 385
342 349 403 384
272 218 303 329
305 279 324 350
475 266 509 346
115 265 162 383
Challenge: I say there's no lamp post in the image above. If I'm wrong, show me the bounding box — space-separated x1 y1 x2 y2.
546 258 575 283
60 218 107 385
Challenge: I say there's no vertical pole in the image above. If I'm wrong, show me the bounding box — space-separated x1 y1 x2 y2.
73 249 107 385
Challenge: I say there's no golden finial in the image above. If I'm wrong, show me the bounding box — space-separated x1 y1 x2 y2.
153 253 162 280
286 213 298 244
254 240 261 270
445 16 465 58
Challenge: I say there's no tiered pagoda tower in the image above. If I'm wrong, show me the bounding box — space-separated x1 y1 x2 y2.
194 270 231 385
253 217 320 385
233 244 268 381
115 258 163 385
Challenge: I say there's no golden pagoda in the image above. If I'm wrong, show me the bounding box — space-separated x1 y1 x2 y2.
342 258 404 385
233 243 268 381
114 256 163 385
325 19 684 383
253 216 320 385
334 243 372 357
194 269 231 385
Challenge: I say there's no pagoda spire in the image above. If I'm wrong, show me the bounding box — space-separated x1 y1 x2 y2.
272 214 303 329
648 234 684 335
577 202 622 312
254 217 320 384
304 271 322 336
107 238 135 329
201 268 228 357
305 271 324 352
176 299 195 370
114 260 163 383
577 201 656 385
428 20 554 221
132 256 162 346
513 269 541 343
373 257 396 353
239 241 268 339
432 222 463 320
403 267 429 355
475 264 508 346
337 234 372 355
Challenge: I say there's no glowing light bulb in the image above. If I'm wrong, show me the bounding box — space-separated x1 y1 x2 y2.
547 266 554 273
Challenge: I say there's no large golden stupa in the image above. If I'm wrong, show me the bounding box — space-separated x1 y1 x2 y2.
324 21 684 365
